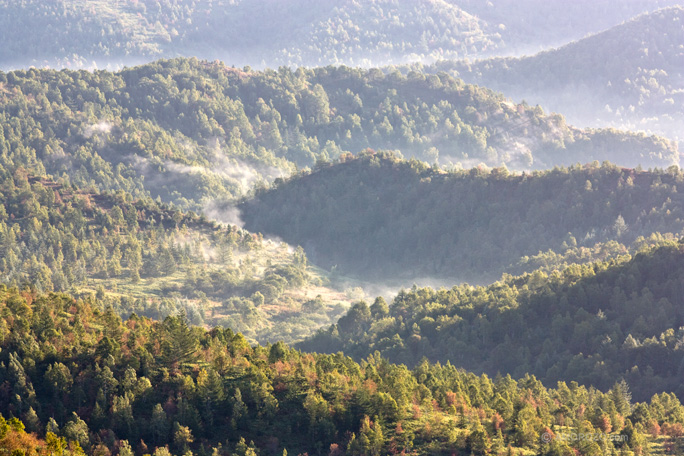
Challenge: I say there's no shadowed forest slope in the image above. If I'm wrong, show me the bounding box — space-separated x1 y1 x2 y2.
240 153 684 282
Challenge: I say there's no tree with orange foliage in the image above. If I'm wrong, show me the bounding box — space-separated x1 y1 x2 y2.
0 416 50 456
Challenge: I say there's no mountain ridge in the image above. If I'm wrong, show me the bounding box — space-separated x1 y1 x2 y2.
425 6 684 142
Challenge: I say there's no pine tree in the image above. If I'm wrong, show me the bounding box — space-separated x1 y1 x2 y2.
161 313 198 369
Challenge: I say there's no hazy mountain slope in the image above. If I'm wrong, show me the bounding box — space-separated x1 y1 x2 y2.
0 0 502 70
4 0 681 71
240 153 684 283
428 6 684 142
0 169 350 344
300 240 684 400
450 0 683 55
185 0 502 68
0 58 676 209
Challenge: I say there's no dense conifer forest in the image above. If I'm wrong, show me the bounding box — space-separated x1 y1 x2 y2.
2 2 684 455
0 167 348 345
2 288 684 455
240 153 684 282
299 240 684 401
0 57 675 215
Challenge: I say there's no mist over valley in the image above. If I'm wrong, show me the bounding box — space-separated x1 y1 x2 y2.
0 2 683 455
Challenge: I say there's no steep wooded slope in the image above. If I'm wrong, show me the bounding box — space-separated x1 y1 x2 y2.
300 240 684 401
0 168 348 344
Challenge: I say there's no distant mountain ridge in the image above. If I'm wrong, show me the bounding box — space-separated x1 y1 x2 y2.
449 0 683 55
1 0 681 70
426 6 684 142
0 0 499 70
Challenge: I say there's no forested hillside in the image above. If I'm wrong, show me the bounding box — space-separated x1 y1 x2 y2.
0 58 675 215
2 288 684 455
450 0 682 54
3 4 684 456
7 57 678 346
0 59 295 212
0 167 349 344
2 0 680 70
0 0 500 70
301 240 684 402
426 6 684 142
240 153 684 283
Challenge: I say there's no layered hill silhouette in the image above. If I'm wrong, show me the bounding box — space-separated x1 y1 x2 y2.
4 3 684 456
1 0 681 70
428 6 684 142
453 0 682 54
